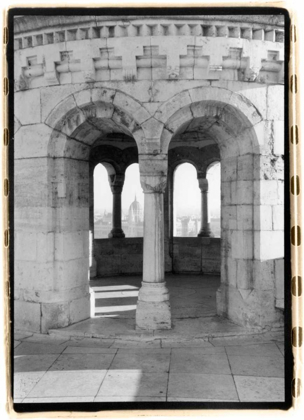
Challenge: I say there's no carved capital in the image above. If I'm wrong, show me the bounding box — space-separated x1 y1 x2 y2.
108 174 125 194
198 177 208 192
139 154 168 194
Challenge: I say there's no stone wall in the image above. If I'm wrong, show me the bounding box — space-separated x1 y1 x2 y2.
94 237 221 277
13 14 285 332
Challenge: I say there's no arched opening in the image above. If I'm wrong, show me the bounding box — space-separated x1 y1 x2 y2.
93 163 115 239
173 163 200 237
206 162 221 238
159 89 284 329
122 163 144 238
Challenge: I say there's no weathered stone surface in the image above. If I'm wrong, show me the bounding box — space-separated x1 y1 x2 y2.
15 89 41 125
267 85 284 120
41 302 70 333
14 15 285 333
254 231 284 260
14 301 41 333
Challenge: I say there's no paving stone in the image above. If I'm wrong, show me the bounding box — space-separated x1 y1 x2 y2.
63 346 117 354
209 333 283 347
14 332 33 341
225 343 283 357
228 355 284 377
27 371 107 398
13 399 24 403
161 338 213 348
50 353 115 371
69 337 115 347
22 334 70 345
234 376 285 402
14 372 45 399
110 349 170 372
14 342 68 356
23 397 95 403
170 348 231 374
167 397 238 402
168 373 238 400
96 370 168 398
94 396 166 402
111 339 161 348
14 354 59 373
14 341 21 349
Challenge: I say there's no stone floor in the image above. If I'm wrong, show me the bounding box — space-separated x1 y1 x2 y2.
13 275 285 403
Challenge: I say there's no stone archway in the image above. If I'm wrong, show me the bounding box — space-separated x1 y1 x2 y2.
14 87 151 333
158 86 284 329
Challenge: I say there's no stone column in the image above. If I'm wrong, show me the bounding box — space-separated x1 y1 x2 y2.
108 174 125 239
136 155 171 330
197 177 211 237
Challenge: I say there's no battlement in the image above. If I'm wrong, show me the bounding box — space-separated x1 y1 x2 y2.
14 15 285 90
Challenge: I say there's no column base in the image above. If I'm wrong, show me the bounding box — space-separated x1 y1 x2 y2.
108 228 125 238
197 226 211 237
136 282 171 330
216 283 284 329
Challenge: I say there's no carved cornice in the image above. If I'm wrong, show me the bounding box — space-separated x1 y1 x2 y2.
14 17 284 90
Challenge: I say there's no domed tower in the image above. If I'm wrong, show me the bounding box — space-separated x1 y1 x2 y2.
128 195 143 237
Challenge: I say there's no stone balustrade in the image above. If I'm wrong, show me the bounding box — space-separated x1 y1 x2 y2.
14 16 284 90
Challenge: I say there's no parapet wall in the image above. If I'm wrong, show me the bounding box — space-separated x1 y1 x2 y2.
14 15 284 90
94 237 221 277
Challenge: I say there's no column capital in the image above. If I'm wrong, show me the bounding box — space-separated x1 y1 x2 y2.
108 174 125 194
198 177 209 192
139 154 168 194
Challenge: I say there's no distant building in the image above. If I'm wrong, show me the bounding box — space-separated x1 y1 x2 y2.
126 195 143 237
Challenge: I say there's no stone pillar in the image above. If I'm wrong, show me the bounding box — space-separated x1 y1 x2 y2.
197 177 211 237
108 174 125 239
136 155 171 330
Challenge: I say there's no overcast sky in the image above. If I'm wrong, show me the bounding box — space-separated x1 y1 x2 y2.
94 162 220 217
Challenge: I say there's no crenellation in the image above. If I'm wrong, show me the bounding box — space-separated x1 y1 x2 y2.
14 17 284 91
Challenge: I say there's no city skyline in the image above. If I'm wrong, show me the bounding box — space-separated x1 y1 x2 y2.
94 162 221 217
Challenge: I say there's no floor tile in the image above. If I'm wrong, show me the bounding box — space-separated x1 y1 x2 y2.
14 332 33 341
166 345 225 354
170 348 231 374
168 373 238 401
234 375 285 402
94 396 166 402
14 341 21 349
69 337 115 348
225 343 283 358
50 353 115 371
111 339 161 348
161 339 214 348
14 342 67 356
167 397 238 402
110 349 170 372
63 346 117 354
14 372 45 399
96 370 168 398
209 333 284 347
27 370 107 398
14 354 59 373
228 355 284 378
22 334 70 345
23 396 95 403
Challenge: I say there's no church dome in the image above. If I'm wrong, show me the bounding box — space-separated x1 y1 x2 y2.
128 195 143 223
